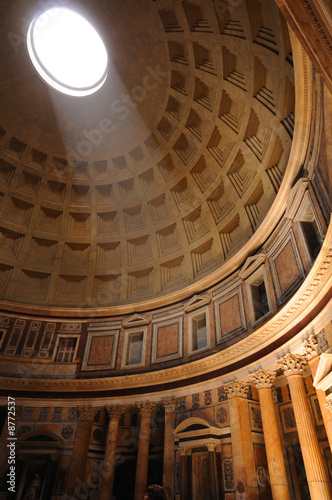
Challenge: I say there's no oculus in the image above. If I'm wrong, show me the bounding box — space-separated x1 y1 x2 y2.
27 8 108 96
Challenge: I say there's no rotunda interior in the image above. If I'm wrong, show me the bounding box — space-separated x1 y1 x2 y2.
0 0 331 499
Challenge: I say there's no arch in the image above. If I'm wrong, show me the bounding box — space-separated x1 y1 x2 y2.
174 416 212 435
19 429 64 446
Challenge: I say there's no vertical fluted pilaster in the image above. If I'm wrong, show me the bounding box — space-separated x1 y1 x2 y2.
278 354 332 499
99 405 125 500
66 406 98 497
206 443 217 500
134 402 156 500
162 397 176 498
249 370 290 500
180 447 191 500
226 380 259 500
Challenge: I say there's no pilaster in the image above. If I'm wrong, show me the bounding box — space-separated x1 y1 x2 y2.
226 380 259 500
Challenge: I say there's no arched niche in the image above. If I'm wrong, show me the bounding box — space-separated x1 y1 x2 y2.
16 430 64 500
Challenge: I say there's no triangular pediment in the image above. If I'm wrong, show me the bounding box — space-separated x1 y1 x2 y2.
285 178 309 219
122 313 149 327
184 294 210 313
239 253 266 279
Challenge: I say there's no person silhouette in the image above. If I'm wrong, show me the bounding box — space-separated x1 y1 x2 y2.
144 484 167 500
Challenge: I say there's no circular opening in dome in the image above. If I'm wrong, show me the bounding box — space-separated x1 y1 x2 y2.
27 8 108 97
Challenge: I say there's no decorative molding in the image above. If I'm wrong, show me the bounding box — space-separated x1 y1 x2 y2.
249 369 276 389
277 353 308 376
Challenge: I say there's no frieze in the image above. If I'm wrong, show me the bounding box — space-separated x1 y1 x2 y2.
204 390 212 406
176 396 186 411
192 393 199 409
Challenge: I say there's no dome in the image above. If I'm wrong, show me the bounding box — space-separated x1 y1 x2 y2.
0 2 332 499
0 0 294 309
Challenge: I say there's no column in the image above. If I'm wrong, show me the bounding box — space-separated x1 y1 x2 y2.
180 447 191 500
162 398 176 499
215 445 223 500
134 402 156 500
249 369 290 500
99 405 125 500
304 334 332 451
277 353 332 498
206 443 217 500
66 406 97 498
226 381 259 500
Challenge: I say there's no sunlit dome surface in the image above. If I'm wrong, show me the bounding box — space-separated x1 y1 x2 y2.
27 8 108 96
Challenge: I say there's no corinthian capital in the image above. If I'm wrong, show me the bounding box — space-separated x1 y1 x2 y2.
303 334 320 360
78 406 98 422
249 369 276 389
225 380 249 399
277 353 307 377
162 397 177 413
106 405 125 420
137 402 157 416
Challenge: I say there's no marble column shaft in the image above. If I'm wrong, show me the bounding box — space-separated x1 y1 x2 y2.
99 406 125 500
66 407 97 497
134 403 156 500
278 354 332 499
227 381 259 500
250 370 290 500
206 444 217 500
163 398 176 498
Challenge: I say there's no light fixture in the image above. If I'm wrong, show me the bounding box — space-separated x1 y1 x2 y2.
27 8 108 97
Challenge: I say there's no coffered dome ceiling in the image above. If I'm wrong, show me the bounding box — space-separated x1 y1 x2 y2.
0 0 295 308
